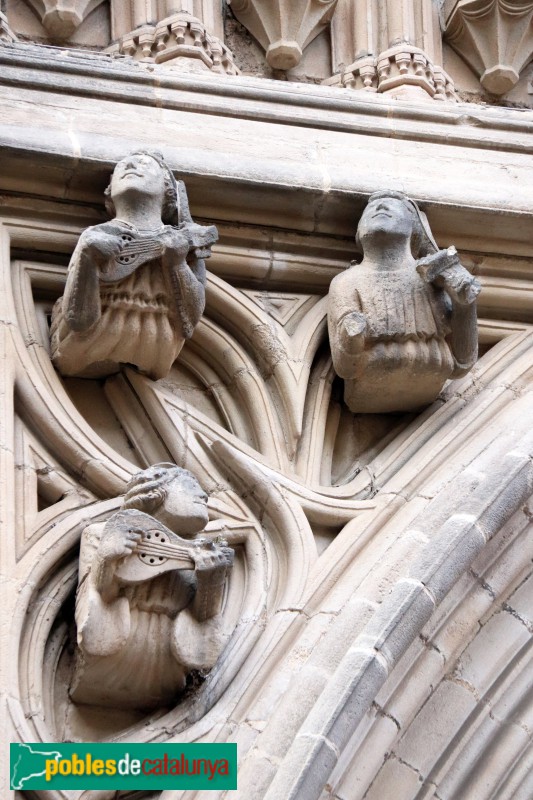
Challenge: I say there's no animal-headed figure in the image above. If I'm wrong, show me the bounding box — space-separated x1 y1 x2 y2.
328 191 480 413
71 464 233 710
51 151 217 380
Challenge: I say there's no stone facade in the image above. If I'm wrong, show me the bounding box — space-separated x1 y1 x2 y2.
1 2 533 800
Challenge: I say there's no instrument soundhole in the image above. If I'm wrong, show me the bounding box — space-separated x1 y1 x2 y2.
138 530 169 565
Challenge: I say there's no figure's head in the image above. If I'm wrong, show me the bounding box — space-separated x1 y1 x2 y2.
122 463 209 535
356 191 436 258
105 151 180 224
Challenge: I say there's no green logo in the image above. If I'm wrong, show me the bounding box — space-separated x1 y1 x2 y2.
11 743 237 790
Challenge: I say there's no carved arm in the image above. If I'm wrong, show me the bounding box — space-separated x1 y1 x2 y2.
190 541 234 622
160 224 217 338
417 247 481 376
62 226 125 332
92 512 144 603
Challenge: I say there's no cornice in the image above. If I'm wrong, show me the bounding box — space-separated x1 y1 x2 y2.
0 42 532 151
0 42 531 252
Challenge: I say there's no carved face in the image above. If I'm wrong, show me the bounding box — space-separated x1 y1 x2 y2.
357 195 414 245
155 474 209 535
110 153 166 205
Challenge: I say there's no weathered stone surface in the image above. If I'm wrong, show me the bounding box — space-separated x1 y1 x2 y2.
70 463 233 711
51 150 217 380
328 191 480 413
410 514 486 603
358 579 436 667
1 19 533 800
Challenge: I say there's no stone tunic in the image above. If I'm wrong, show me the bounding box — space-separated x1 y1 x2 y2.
328 266 455 413
50 220 206 380
51 260 182 380
71 522 197 710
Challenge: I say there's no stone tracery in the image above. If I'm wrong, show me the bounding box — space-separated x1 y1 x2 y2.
0 7 532 799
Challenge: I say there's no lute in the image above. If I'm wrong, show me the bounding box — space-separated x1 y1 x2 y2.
112 511 248 584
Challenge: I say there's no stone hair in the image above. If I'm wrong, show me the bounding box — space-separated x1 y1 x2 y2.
104 150 180 224
121 462 204 513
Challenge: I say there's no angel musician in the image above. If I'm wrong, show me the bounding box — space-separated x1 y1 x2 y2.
70 463 236 710
328 190 481 414
51 150 217 380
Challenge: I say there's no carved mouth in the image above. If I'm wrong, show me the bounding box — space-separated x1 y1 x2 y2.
122 170 143 178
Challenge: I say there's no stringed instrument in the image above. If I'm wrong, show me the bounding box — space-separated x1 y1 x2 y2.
99 223 219 283
112 511 249 585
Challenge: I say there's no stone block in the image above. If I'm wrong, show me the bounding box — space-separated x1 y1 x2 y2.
364 756 423 800
410 514 486 604
263 732 339 800
505 570 533 626
395 679 478 775
453 609 530 697
300 647 388 753
256 664 329 759
375 645 445 731
358 579 435 668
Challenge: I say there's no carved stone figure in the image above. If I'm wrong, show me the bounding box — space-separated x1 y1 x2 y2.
328 191 481 413
51 151 217 380
70 463 234 710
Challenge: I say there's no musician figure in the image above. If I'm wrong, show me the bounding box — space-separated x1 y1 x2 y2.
71 463 234 710
328 191 480 413
51 151 217 380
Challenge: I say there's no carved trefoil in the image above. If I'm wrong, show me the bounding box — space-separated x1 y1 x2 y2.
51 151 217 380
328 191 481 413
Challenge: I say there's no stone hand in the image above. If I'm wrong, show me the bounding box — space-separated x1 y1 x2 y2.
340 311 367 350
192 541 234 579
97 518 143 564
183 222 218 259
161 225 191 258
81 228 124 263
439 264 481 306
417 247 480 305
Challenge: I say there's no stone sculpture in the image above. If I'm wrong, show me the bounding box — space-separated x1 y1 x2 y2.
70 463 234 710
51 151 217 380
328 190 481 413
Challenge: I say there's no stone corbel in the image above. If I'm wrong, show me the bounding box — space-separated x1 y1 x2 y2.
106 12 240 75
444 0 533 95
326 45 456 100
21 0 107 40
326 0 457 100
227 0 339 71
